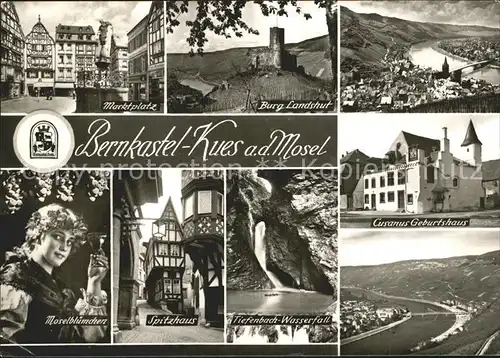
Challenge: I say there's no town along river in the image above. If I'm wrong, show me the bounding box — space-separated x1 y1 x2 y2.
341 287 456 355
409 40 500 84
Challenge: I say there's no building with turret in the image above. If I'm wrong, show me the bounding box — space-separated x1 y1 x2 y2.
342 120 498 213
246 27 298 71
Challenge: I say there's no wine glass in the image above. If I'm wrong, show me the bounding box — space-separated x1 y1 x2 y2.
88 232 108 267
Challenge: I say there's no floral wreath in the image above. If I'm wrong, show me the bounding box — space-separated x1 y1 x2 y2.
16 204 88 258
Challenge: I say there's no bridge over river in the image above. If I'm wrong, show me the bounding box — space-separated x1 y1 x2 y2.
450 58 498 73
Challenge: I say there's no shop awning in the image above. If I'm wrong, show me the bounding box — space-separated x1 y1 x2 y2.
33 82 53 88
55 82 75 89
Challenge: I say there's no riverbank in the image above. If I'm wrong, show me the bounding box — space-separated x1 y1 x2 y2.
342 315 412 345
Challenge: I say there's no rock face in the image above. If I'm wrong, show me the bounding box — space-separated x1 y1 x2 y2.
226 170 272 290
226 169 338 296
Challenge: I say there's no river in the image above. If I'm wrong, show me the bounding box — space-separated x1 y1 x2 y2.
341 288 456 355
409 40 500 84
227 290 334 314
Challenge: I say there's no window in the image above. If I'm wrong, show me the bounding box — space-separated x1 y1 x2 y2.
371 178 376 188
158 242 168 255
388 192 395 202
66 34 71 39
184 194 194 219
380 193 385 203
380 176 385 187
397 171 405 185
198 190 212 214
78 35 83 40
364 194 369 204
407 194 414 205
453 177 459 187
173 279 181 294
163 279 172 294
365 179 369 188
217 192 223 214
170 244 180 257
427 166 435 183
387 172 395 186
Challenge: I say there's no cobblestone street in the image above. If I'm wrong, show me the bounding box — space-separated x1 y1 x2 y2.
118 300 224 343
1 96 76 114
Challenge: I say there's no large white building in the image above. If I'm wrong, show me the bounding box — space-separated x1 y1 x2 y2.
350 120 491 214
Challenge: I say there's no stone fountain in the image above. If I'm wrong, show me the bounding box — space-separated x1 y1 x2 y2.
75 20 129 113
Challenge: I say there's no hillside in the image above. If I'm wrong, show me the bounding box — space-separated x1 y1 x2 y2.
342 251 500 355
340 5 500 72
341 250 500 303
168 34 332 82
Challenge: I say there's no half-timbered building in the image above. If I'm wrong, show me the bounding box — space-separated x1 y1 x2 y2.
181 170 225 327
25 16 55 97
147 1 164 103
0 1 24 99
145 197 186 313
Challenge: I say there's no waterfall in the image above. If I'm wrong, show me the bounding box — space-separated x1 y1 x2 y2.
254 221 286 289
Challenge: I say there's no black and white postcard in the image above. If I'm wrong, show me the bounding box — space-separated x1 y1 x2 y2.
1 1 164 114
167 1 337 113
339 114 500 228
0 169 111 344
340 229 500 355
340 0 500 113
113 169 224 344
225 169 338 344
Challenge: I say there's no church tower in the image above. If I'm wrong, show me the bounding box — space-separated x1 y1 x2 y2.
461 120 482 166
442 57 449 78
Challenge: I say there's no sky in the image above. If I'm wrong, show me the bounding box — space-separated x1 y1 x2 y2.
339 114 500 162
138 169 183 243
167 1 329 53
340 229 500 266
341 0 500 28
15 1 152 45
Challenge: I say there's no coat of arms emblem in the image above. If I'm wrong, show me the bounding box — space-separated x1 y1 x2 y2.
30 121 58 159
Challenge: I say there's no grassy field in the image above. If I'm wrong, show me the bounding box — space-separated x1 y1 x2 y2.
341 315 455 355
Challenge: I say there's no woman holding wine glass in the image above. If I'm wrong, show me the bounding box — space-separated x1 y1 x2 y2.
0 204 109 343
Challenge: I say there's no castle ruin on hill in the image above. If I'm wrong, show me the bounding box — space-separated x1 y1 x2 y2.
246 27 298 71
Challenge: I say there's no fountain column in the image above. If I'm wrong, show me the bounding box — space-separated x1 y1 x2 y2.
75 20 129 113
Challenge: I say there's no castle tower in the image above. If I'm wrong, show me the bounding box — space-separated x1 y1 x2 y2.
442 57 449 77
269 27 285 69
461 120 482 166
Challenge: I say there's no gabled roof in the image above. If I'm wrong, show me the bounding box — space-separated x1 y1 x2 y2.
461 120 482 147
402 131 440 156
340 149 370 164
482 159 500 181
157 196 182 226
340 150 385 195
4 1 24 37
26 17 54 44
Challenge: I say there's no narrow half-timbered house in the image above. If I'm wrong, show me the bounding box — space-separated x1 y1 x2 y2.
144 197 186 313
